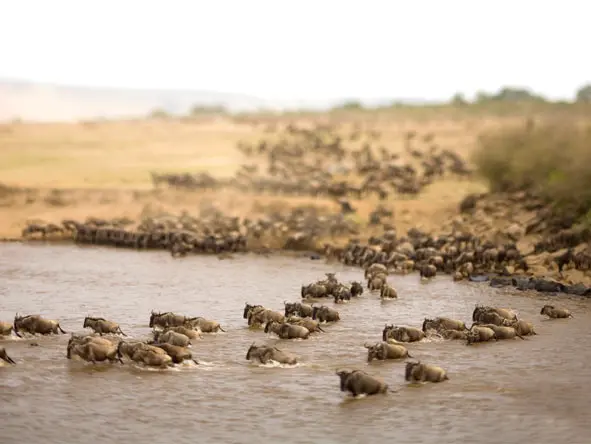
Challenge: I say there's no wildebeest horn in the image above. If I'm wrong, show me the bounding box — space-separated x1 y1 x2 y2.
364 342 371 348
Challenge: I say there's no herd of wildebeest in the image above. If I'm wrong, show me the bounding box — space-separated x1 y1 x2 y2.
3 120 590 396
150 123 471 200
0 264 575 397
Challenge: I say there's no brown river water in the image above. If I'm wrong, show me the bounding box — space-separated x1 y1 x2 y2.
1 243 590 444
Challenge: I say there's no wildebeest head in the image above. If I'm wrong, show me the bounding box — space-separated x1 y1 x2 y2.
243 303 259 319
284 302 297 317
149 311 162 328
350 281 363 297
364 342 380 362
422 318 434 333
335 370 353 391
382 324 394 342
540 305 553 315
246 342 257 360
405 361 421 381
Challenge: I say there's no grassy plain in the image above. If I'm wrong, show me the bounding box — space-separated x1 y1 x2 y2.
1 106 589 245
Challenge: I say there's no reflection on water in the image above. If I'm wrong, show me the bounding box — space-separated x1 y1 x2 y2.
1 243 590 444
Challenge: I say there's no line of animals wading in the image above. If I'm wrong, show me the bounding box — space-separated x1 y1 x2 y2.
0 275 575 398
243 270 574 397
0 312 227 369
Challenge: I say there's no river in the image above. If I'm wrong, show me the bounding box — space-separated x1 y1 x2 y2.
1 243 590 444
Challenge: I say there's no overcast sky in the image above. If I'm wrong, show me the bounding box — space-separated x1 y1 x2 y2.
1 0 589 102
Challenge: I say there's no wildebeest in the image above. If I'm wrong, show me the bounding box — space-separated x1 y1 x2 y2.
185 317 226 333
509 319 537 336
405 362 449 383
117 341 173 368
248 307 285 327
333 285 352 303
14 314 67 336
383 325 425 343
439 329 468 340
476 324 524 340
364 263 387 279
472 305 517 323
149 311 195 329
419 264 437 279
466 325 496 345
83 316 127 336
162 325 202 340
152 330 191 347
285 316 325 333
152 343 199 365
246 343 298 365
0 347 16 365
365 342 412 362
301 283 329 299
422 317 467 333
264 321 310 339
312 305 340 323
367 274 387 291
0 320 21 337
540 305 573 319
284 301 313 318
67 335 122 364
243 303 265 320
350 281 364 297
380 284 398 299
472 308 512 326
336 369 389 396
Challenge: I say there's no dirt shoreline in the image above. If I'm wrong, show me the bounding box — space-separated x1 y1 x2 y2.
1 116 589 294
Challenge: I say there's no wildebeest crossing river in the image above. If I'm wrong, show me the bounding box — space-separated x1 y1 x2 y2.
1 243 590 444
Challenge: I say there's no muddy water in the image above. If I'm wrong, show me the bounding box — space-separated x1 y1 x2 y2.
1 244 590 444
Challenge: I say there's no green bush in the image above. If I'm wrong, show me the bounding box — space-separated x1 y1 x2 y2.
473 120 591 219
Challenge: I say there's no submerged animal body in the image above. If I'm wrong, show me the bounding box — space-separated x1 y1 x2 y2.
264 321 310 340
185 317 226 333
149 311 194 329
383 325 425 343
466 325 496 345
365 342 411 362
284 301 313 318
246 343 298 365
83 316 127 336
152 330 191 347
67 335 122 364
311 306 340 323
336 369 389 396
14 314 67 336
540 305 572 319
405 362 449 383
422 317 466 333
117 341 173 368
152 343 199 364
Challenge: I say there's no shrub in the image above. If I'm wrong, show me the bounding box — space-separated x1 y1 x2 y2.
473 120 591 220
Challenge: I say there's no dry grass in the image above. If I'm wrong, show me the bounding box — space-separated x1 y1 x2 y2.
473 119 591 223
0 110 573 239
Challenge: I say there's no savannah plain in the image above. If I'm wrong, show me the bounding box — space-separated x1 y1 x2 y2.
1 103 591 286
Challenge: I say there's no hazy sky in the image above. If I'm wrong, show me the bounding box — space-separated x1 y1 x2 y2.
1 0 590 101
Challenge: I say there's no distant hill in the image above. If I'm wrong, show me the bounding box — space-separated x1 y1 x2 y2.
0 78 275 122
0 78 430 122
